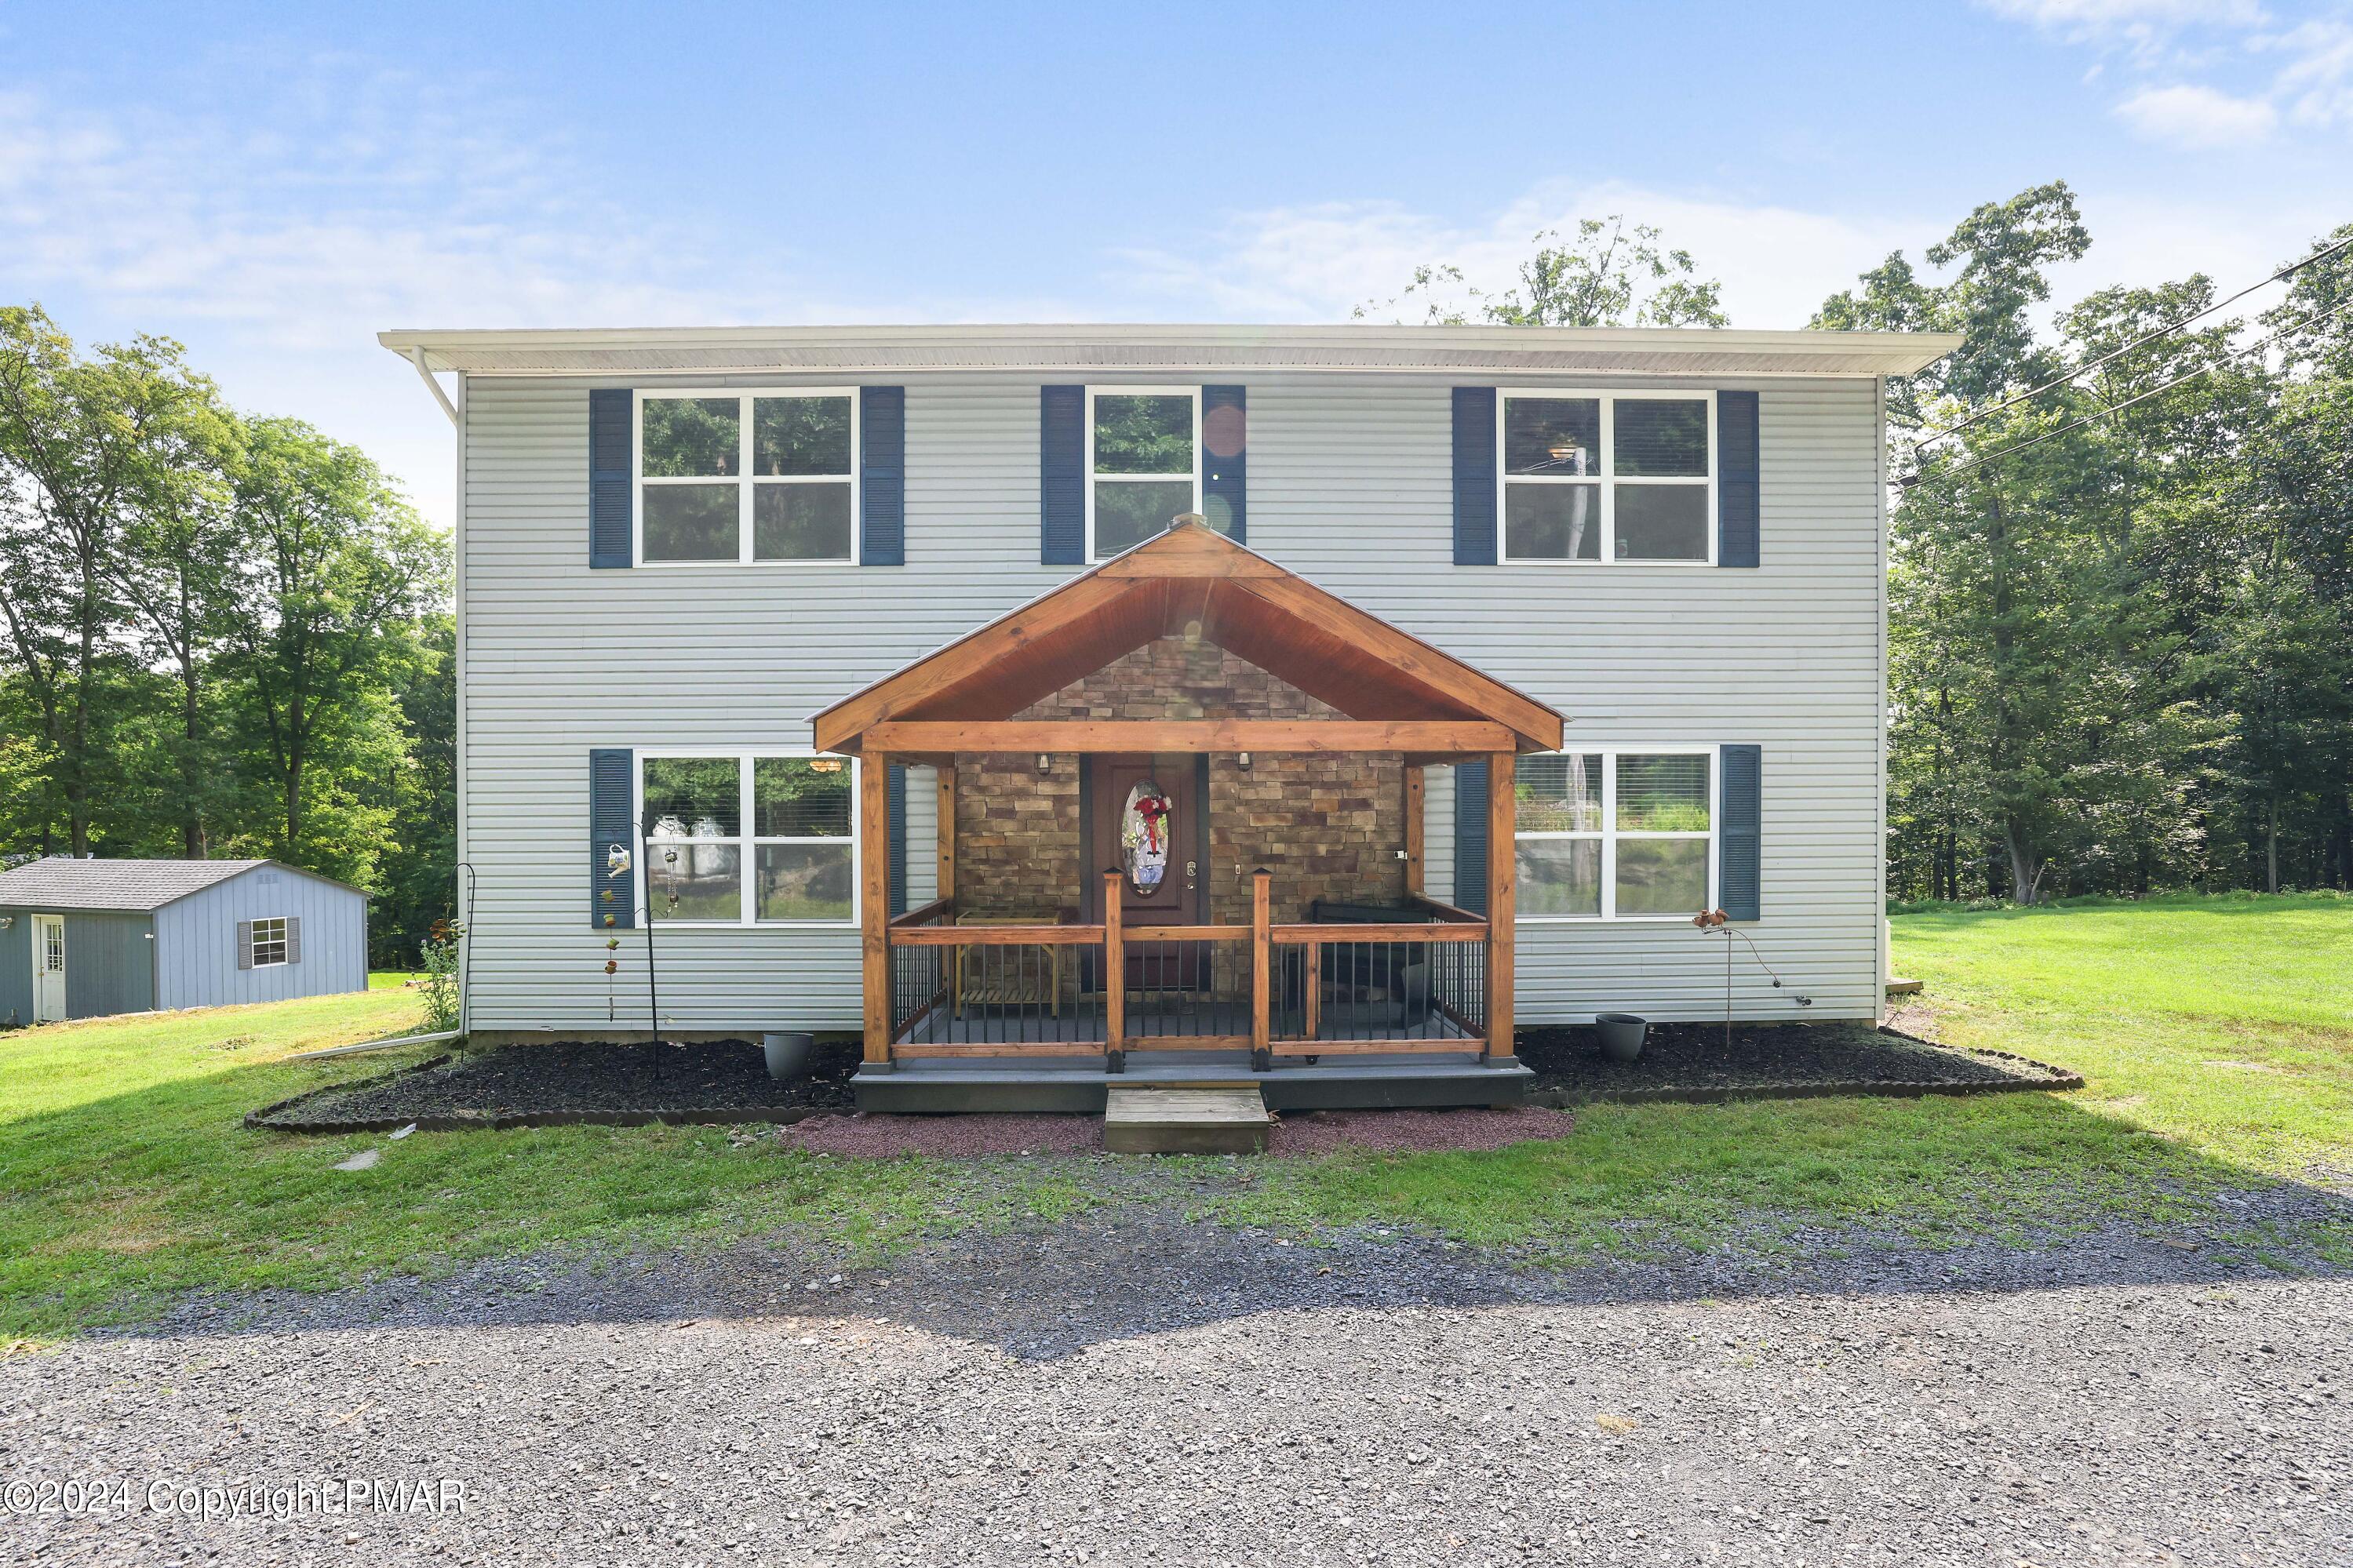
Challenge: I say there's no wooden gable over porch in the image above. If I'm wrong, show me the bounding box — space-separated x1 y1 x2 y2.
809 519 1565 1075
810 519 1564 762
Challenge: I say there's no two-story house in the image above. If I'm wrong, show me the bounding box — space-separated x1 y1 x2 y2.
382 323 1958 1111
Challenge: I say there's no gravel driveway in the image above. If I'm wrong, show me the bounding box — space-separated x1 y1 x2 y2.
3 1200 2347 1566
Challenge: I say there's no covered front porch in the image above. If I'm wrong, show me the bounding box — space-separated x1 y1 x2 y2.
810 521 1565 1111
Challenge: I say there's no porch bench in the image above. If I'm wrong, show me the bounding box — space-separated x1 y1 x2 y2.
949 913 1065 1018
1299 900 1433 1029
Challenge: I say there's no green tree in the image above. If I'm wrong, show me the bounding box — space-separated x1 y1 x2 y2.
215 418 448 884
0 308 223 854
1359 216 1728 328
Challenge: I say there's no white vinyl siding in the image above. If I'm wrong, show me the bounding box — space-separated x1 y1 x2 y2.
457 373 1882 1032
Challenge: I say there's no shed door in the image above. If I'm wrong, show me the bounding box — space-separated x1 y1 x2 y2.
31 915 65 1023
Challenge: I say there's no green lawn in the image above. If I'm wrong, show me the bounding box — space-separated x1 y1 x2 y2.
2 895 2347 1344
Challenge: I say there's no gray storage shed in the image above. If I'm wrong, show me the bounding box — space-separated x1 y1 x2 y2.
0 858 369 1026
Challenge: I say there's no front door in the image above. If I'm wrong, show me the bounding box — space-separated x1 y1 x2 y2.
30 914 64 1023
1085 756 1207 990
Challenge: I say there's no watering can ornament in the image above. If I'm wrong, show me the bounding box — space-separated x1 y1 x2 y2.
606 843 632 878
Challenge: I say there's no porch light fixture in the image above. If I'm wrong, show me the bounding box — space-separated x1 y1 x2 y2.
1236 751 1252 769
1036 753 1052 776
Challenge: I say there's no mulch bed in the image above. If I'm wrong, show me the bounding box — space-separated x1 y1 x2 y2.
251 1023 2078 1137
774 1105 1581 1159
248 1038 860 1133
1516 1020 2082 1106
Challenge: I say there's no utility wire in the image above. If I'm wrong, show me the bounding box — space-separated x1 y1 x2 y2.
1909 231 2353 450
1910 291 2353 486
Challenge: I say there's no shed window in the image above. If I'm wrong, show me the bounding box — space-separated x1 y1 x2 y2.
249 917 290 968
637 390 858 565
639 753 857 926
1516 750 1715 919
1089 387 1202 559
1501 391 1714 563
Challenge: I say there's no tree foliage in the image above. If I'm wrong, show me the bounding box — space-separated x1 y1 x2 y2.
0 307 454 960
1360 216 1728 329
1839 193 2353 901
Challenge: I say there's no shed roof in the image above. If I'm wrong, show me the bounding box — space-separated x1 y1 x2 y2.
379 322 1963 380
0 857 362 912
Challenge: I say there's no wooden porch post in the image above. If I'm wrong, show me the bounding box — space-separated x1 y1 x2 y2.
1404 764 1426 897
861 751 891 1068
1485 752 1517 1065
935 765 956 904
1102 868 1126 1073
1250 868 1273 1071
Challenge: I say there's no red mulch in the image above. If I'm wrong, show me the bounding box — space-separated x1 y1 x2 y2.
774 1105 1575 1159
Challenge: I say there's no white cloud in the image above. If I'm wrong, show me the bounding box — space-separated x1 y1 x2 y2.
1116 183 1924 330
0 64 876 528
1984 0 2353 145
2114 80 2282 142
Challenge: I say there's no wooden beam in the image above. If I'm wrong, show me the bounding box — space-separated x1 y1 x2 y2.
863 720 1517 755
1485 751 1516 1065
1404 765 1425 896
811 573 1143 752
935 766 956 902
1303 940 1320 1042
1272 922 1487 943
861 753 891 1068
1250 869 1272 1071
1098 527 1287 578
1102 869 1125 1073
1124 923 1248 942
1269 1039 1484 1057
889 923 1104 947
1220 575 1565 751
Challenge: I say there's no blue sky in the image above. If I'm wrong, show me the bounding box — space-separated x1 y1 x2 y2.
5 1 2349 526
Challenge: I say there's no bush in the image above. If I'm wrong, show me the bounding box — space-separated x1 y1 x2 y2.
421 919 464 1033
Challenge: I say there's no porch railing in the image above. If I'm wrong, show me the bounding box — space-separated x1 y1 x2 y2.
882 874 1491 1067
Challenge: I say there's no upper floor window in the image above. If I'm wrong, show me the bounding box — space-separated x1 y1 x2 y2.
1516 749 1715 919
637 390 858 565
639 752 857 926
1088 387 1200 559
1500 391 1714 564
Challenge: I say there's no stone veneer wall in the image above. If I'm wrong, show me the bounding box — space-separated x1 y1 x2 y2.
951 635 1407 928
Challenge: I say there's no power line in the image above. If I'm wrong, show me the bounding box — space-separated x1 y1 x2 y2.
1906 291 2353 487
1909 231 2353 451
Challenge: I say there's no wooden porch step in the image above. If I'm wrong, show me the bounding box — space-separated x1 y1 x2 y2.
1103 1084 1270 1155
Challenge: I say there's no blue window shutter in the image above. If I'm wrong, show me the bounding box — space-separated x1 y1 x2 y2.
589 748 636 930
1718 391 1760 568
1454 759 1490 915
1452 387 1497 566
860 386 905 566
589 390 632 569
1720 744 1761 920
1040 385 1085 564
887 764 908 917
1203 385 1247 544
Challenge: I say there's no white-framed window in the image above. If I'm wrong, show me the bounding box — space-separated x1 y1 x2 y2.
249 917 290 967
635 388 859 566
1499 390 1715 564
636 751 858 927
1516 749 1716 920
1087 385 1201 561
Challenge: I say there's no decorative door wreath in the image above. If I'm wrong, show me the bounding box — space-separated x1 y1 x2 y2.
1121 781 1174 893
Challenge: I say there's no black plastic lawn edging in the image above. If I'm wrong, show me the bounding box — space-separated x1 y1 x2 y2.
1524 1042 2084 1111
244 1053 831 1136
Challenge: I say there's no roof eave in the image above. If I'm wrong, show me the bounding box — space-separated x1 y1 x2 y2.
377 325 1965 380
